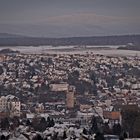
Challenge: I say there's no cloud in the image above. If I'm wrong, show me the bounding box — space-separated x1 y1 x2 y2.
39 13 140 26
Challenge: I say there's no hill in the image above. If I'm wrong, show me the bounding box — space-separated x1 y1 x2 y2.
0 33 28 38
117 43 140 51
0 33 140 46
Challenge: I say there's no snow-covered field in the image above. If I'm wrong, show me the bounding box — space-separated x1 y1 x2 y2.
0 46 140 57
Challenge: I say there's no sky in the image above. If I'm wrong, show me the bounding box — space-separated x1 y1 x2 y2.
0 0 140 37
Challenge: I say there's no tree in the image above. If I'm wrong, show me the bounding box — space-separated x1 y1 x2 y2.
112 123 122 136
1 117 10 130
89 71 98 84
0 65 3 75
32 134 43 140
71 70 80 79
26 119 32 126
0 135 5 140
90 117 98 134
47 57 53 65
103 122 111 135
132 115 140 137
40 117 46 124
83 128 88 135
46 117 55 127
12 116 20 128
32 117 40 131
74 60 80 68
93 84 98 95
63 131 67 139
39 117 47 132
94 132 105 140
50 118 55 127
46 116 51 127
121 105 140 137
106 75 116 91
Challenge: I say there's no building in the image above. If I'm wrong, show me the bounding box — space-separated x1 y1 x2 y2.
0 96 8 112
49 83 69 92
0 95 21 117
0 55 5 62
66 86 75 108
103 111 122 127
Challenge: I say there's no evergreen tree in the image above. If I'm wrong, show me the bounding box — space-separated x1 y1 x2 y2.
26 119 32 126
63 131 67 139
113 123 122 136
83 128 88 135
90 117 98 134
39 117 47 132
103 122 111 134
1 117 10 130
50 118 55 127
95 132 105 140
0 135 5 140
12 116 20 128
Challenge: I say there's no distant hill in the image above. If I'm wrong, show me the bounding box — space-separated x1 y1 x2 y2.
0 33 28 38
0 33 140 46
0 48 20 54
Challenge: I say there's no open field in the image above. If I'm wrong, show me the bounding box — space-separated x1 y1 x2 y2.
0 46 140 57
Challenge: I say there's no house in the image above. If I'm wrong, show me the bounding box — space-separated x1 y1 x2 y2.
49 83 69 92
0 95 21 117
103 111 122 127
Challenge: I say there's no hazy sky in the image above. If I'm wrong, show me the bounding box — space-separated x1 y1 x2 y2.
0 0 140 37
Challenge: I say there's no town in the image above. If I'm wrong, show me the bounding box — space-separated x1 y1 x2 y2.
0 49 140 140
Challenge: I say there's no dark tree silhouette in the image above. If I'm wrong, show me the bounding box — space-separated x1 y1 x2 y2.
0 135 5 140
63 131 67 139
103 122 111 134
89 71 98 84
112 123 122 136
32 134 43 140
121 106 140 137
12 116 20 128
90 117 99 134
95 132 105 140
26 119 32 126
39 117 47 132
0 65 3 75
1 117 10 130
50 118 55 127
83 128 88 135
